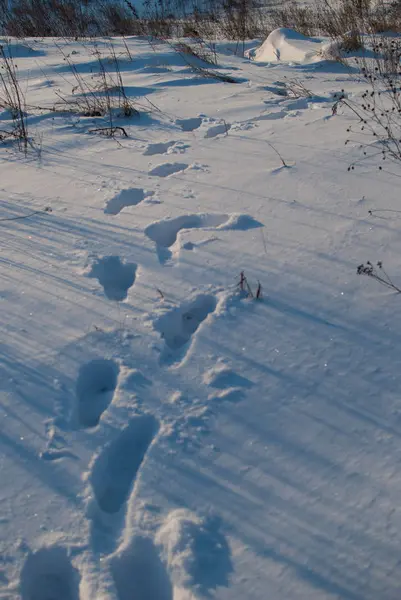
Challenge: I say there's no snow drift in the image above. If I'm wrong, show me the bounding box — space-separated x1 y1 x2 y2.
247 28 324 64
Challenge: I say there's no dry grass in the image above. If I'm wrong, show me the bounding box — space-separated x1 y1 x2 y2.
0 44 29 152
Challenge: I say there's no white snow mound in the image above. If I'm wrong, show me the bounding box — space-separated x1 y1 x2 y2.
247 28 324 64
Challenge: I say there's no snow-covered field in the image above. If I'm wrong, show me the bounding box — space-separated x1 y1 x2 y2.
2 31 401 600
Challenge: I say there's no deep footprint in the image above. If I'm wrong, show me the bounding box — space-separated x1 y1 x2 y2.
111 536 172 600
87 256 137 301
20 546 80 600
145 213 229 263
176 117 203 132
146 214 228 248
76 359 119 428
143 141 188 156
155 294 217 365
104 188 154 215
90 414 159 514
148 162 188 178
156 509 232 596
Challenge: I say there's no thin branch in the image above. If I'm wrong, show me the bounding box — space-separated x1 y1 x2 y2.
0 206 52 224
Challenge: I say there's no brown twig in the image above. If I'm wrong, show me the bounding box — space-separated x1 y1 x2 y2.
88 126 128 137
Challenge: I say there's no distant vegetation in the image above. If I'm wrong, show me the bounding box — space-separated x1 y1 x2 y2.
0 0 400 42
0 0 400 53
1 0 401 61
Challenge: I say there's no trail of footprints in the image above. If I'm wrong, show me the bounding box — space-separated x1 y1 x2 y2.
25 66 328 600
24 112 261 600
28 365 162 599
19 506 233 600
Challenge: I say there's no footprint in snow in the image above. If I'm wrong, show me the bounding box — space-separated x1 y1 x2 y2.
87 255 137 301
148 162 189 178
156 509 233 596
174 116 230 138
145 212 263 264
75 358 119 428
254 110 288 122
104 188 154 215
20 546 80 600
175 116 203 132
154 293 218 367
111 536 173 600
89 414 159 514
143 140 190 156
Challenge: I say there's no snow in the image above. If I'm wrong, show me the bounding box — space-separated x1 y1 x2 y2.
1 34 401 600
247 28 325 64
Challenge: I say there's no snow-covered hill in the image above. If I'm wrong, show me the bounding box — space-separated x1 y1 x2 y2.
1 33 401 600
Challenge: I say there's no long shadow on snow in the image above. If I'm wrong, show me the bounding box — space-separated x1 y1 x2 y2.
150 275 401 600
54 47 219 76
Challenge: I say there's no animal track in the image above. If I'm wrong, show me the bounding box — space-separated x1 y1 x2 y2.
20 546 80 600
104 188 154 215
145 213 262 263
143 141 189 156
76 359 119 428
111 536 172 600
176 117 203 132
148 162 189 178
155 294 217 365
90 414 159 514
87 256 137 301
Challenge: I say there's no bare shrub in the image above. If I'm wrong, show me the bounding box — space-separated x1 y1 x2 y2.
175 39 218 65
320 0 370 38
285 78 312 99
357 261 401 293
3 0 401 40
268 2 318 37
0 45 29 152
219 0 255 42
336 37 401 169
55 42 139 122
5 0 95 37
267 0 391 48
237 271 263 299
208 0 272 49
4 0 140 37
99 2 136 35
